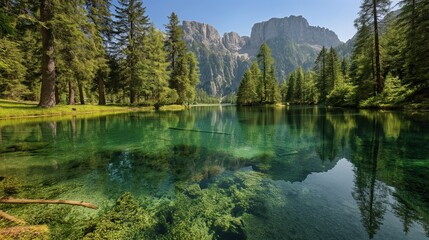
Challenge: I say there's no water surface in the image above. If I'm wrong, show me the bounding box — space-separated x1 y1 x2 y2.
0 106 428 239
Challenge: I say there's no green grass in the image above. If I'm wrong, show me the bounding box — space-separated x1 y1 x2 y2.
0 99 156 119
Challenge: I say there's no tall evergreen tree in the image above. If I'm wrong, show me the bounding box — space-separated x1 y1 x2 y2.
280 79 288 103
54 0 101 105
183 52 200 104
294 66 304 104
357 0 391 95
140 25 175 106
237 69 257 105
327 47 343 89
249 61 263 103
257 43 279 103
0 3 29 100
314 47 328 103
165 12 199 105
165 12 186 92
350 21 375 101
304 71 318 104
85 0 112 105
286 71 295 103
114 0 149 104
0 38 28 100
397 0 429 91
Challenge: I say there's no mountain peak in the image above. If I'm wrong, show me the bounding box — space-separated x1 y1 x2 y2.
246 15 342 53
182 21 224 51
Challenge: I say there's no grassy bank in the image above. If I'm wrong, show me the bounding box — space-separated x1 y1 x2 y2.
0 99 186 119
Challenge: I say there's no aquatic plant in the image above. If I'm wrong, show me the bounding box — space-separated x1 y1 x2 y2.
0 176 23 195
82 192 154 239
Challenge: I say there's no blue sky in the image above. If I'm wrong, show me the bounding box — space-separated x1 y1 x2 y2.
113 0 400 42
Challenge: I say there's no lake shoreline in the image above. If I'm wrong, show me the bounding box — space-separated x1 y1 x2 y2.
1 99 428 121
0 99 189 120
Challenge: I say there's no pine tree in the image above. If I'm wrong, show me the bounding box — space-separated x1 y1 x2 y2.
304 71 318 104
165 12 199 105
114 0 149 104
398 0 429 91
0 3 29 100
165 12 186 93
314 47 328 103
183 52 200 104
257 43 278 103
382 16 406 80
249 61 263 103
85 0 112 105
294 66 304 104
0 38 28 100
53 0 101 105
327 47 343 89
280 79 288 103
140 25 175 106
357 0 391 95
237 69 257 105
350 21 375 101
286 71 295 103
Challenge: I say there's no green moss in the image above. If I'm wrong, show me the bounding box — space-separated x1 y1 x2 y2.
82 192 154 240
0 176 24 195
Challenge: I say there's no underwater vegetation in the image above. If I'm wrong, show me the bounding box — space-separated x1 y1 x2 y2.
0 143 289 240
81 169 285 240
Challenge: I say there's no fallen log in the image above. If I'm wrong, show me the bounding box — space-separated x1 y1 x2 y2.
0 197 98 209
0 210 27 225
169 127 231 135
0 225 49 239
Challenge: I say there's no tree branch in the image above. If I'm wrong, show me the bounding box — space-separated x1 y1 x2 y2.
0 197 98 209
0 210 27 225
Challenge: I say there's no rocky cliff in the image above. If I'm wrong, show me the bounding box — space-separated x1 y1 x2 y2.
244 16 341 55
182 16 343 96
183 21 251 96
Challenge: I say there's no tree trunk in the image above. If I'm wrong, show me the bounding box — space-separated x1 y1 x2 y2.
373 0 383 94
78 80 85 105
68 80 75 105
130 87 136 104
98 72 106 105
38 0 56 108
55 84 61 104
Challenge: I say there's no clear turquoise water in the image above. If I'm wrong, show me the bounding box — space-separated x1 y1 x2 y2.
0 106 428 239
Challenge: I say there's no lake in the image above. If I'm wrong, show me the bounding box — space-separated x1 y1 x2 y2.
0 106 428 239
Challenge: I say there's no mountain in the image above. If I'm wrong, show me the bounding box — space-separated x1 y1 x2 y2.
336 37 355 59
182 16 343 96
182 21 251 96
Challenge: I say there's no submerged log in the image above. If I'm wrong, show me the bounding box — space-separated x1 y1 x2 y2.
0 197 98 209
169 127 231 135
0 210 27 225
0 225 49 239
